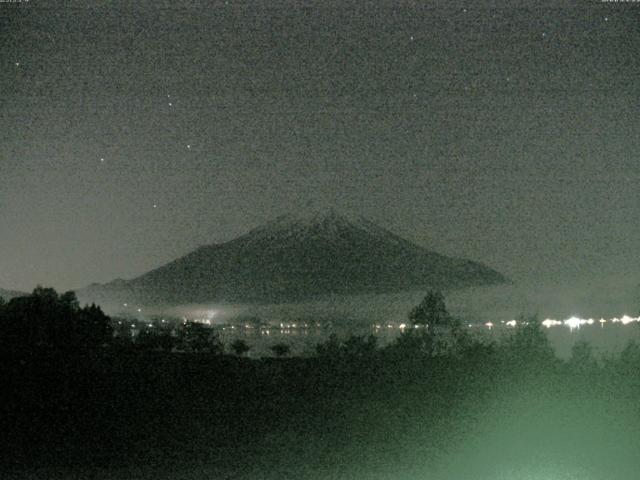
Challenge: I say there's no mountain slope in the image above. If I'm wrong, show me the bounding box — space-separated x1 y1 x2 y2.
80 210 507 306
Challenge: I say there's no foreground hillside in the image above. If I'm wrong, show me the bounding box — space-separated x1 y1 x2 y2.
3 289 640 480
81 210 506 307
3 340 640 480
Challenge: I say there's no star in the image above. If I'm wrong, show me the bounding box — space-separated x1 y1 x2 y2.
186 144 192 149
410 35 414 41
604 17 609 22
153 204 158 208
100 157 105 163
168 102 173 107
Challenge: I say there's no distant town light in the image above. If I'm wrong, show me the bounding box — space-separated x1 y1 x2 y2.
542 319 562 328
620 315 638 325
564 317 583 331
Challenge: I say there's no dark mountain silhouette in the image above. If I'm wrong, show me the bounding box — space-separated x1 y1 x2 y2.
79 210 507 306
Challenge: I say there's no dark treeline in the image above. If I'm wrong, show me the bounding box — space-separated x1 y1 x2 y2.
2 289 640 479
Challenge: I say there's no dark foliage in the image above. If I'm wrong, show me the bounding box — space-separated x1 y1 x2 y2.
500 314 555 368
0 287 112 354
230 338 251 356
4 291 640 480
175 321 223 354
270 343 291 357
316 333 378 361
135 326 177 352
408 289 454 327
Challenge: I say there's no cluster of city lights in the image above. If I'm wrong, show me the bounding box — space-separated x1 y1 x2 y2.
122 303 640 336
486 315 640 331
379 316 640 332
540 315 640 330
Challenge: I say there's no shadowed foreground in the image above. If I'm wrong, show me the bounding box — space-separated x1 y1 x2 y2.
2 289 640 479
3 336 640 480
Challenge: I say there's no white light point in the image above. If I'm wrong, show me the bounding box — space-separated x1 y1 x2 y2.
620 315 638 325
542 319 562 328
564 316 583 331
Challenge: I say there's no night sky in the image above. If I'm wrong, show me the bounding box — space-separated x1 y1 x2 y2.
1 1 639 292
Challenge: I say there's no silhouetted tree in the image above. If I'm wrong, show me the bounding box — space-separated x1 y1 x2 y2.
402 291 466 356
389 328 434 356
619 340 640 365
135 328 157 351
133 322 176 352
270 343 290 357
409 290 453 328
156 328 177 352
315 334 379 362
176 321 222 354
77 303 113 348
60 291 80 311
502 315 554 366
0 287 112 354
568 340 598 374
230 339 251 356
342 335 378 359
315 333 342 358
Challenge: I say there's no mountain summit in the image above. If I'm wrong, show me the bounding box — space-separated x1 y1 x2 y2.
80 211 507 306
